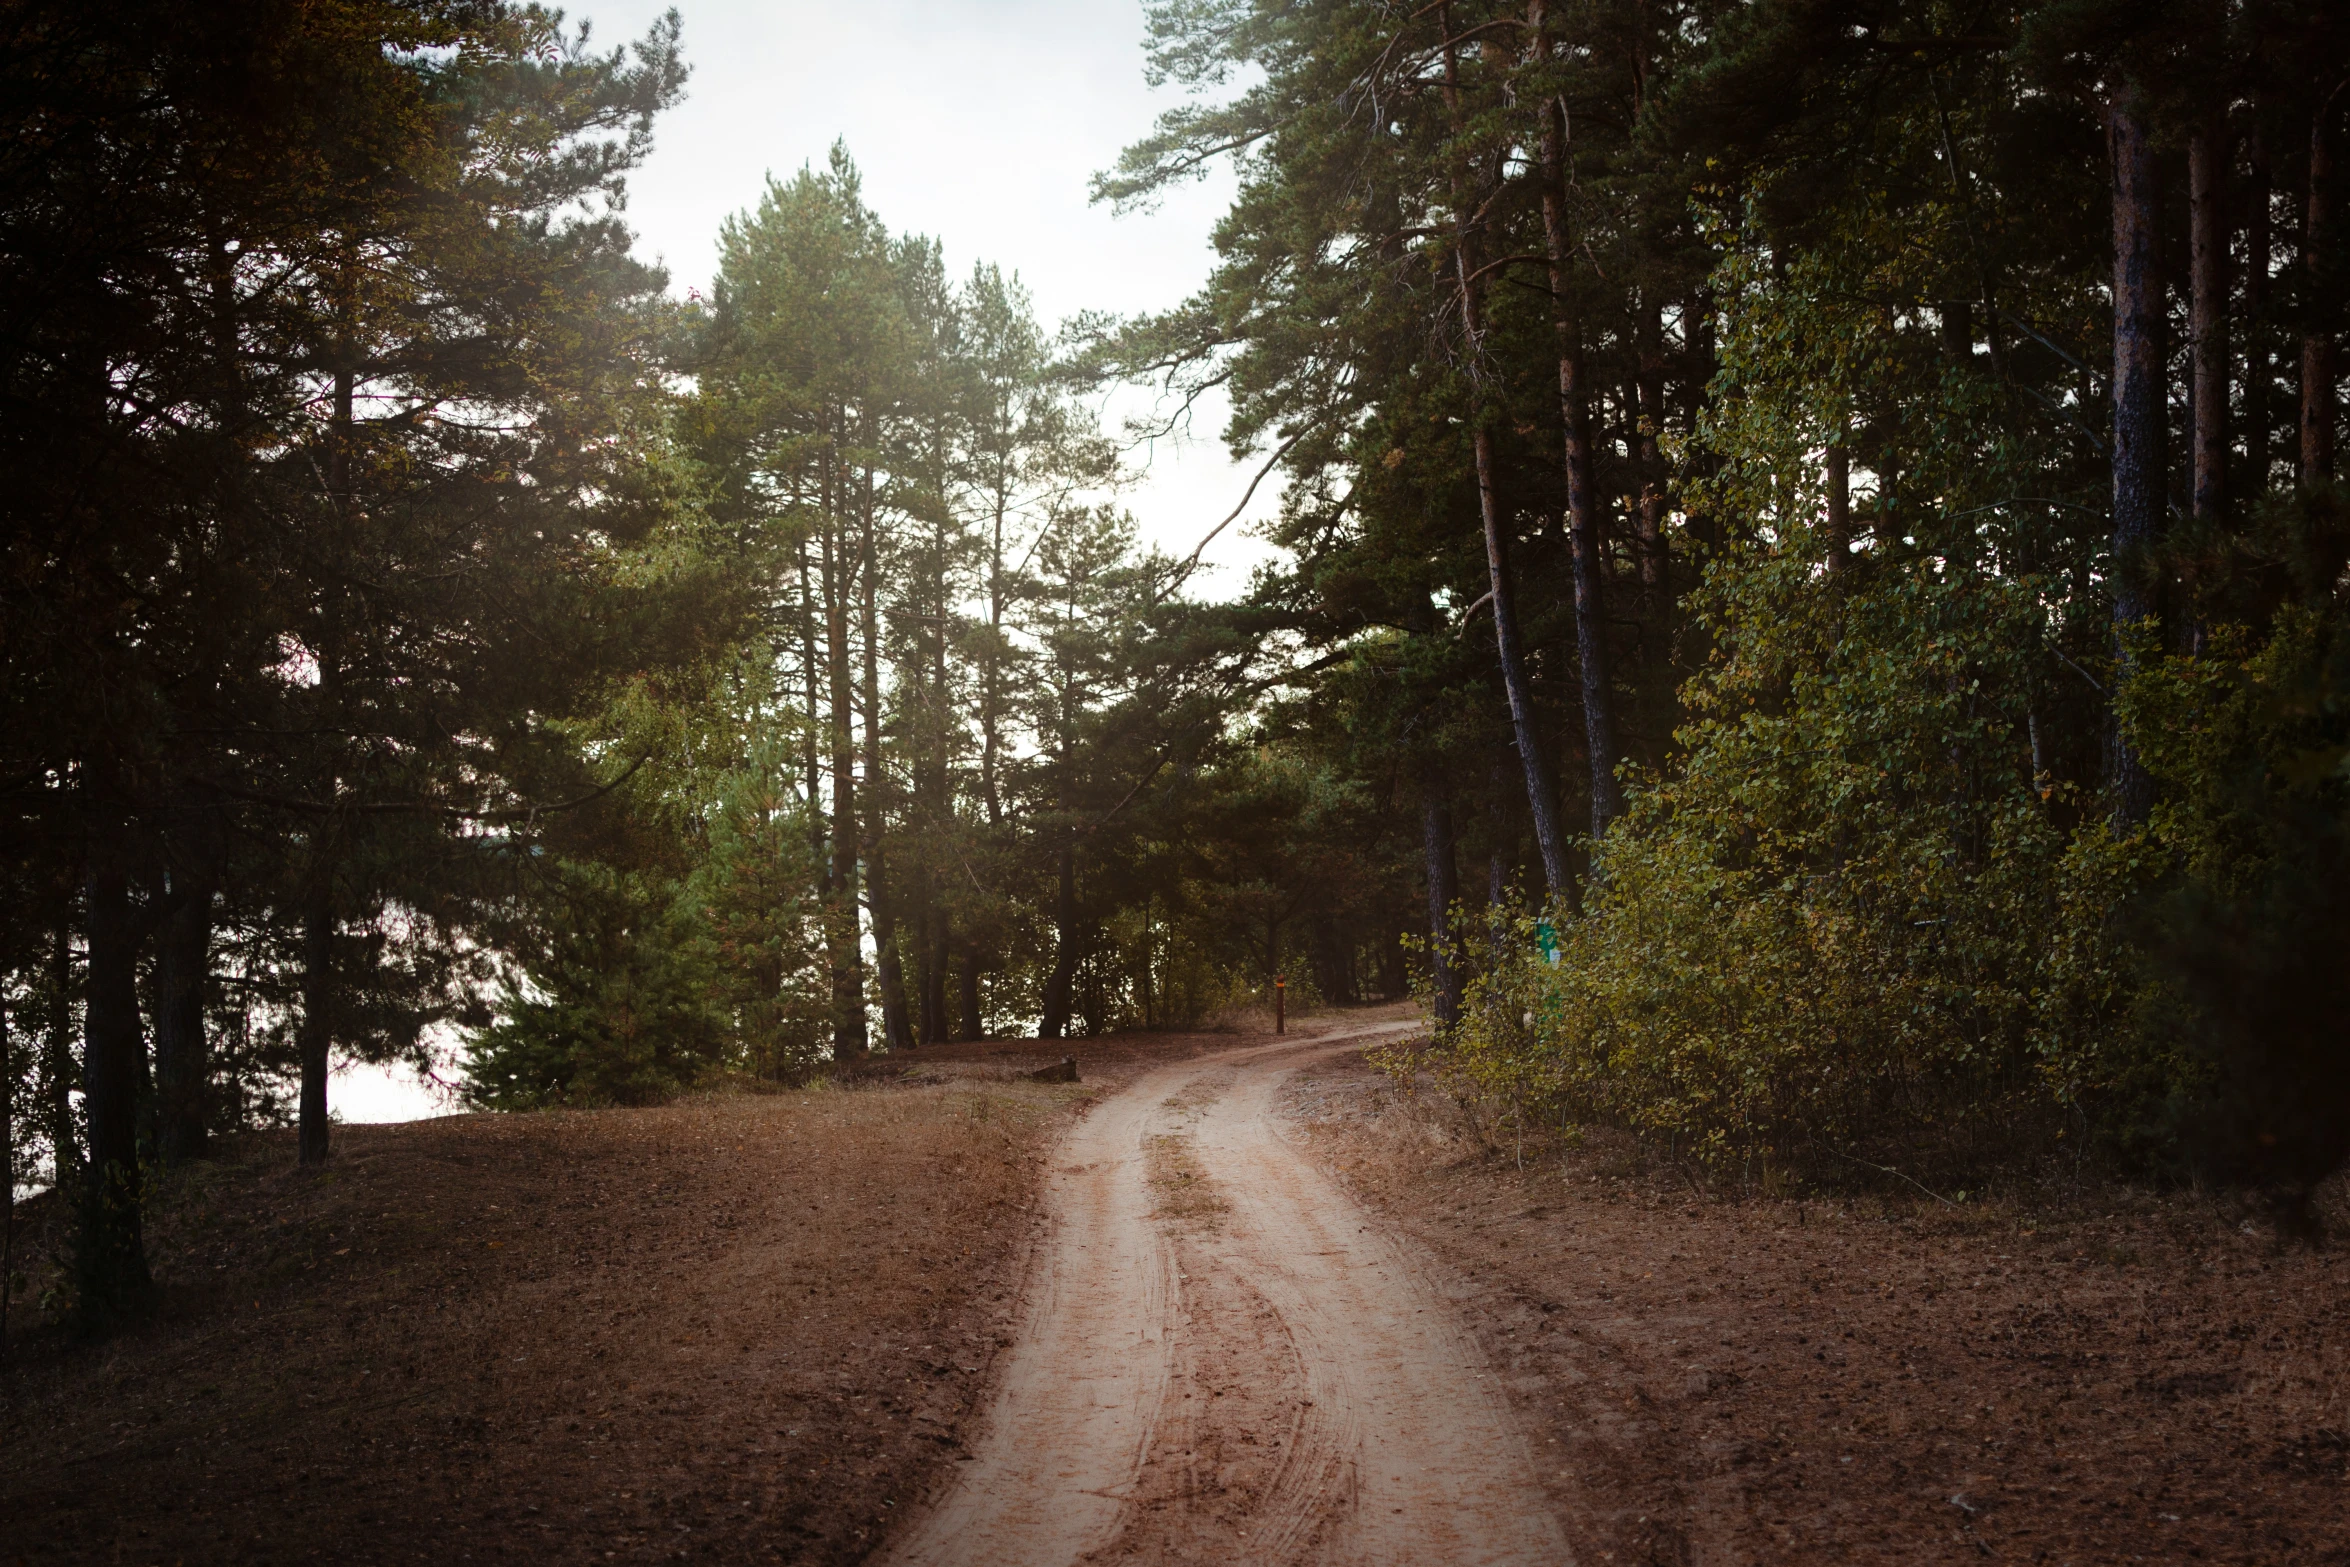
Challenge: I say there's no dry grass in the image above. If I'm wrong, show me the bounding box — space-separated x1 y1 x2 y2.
1284 1051 2350 1566
0 1070 1088 1566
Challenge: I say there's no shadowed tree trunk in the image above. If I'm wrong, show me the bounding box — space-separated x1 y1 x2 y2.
1442 9 1571 899
2107 81 2162 828
1039 836 1078 1040
297 859 334 1166
958 940 984 1041
152 851 217 1165
45 902 79 1184
1422 780 1463 1030
2248 128 2274 490
821 456 866 1061
2303 96 2338 487
2191 114 2230 529
2187 111 2231 654
858 457 911 1053
1532 0 1624 844
78 840 151 1319
1825 421 1852 574
1632 299 1671 649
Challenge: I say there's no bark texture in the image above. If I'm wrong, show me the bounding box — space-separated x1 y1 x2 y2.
2107 84 2162 828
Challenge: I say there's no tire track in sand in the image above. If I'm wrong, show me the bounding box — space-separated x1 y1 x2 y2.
882 1022 1570 1567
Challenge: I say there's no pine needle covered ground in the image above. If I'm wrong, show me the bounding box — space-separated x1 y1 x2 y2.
0 1067 1092 1565
1283 1049 2350 1565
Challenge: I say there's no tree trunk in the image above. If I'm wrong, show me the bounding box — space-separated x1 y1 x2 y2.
44 905 79 1183
2248 128 2273 490
151 858 216 1165
917 901 947 1046
1039 837 1078 1040
1632 299 1671 647
1825 423 1852 574
297 863 333 1167
820 464 866 1060
1422 784 1463 1030
2191 114 2230 530
858 455 911 1054
2303 99 2338 487
2107 81 2162 828
1532 17 1625 842
1441 10 1572 900
2 994 14 1364
78 849 151 1319
958 940 984 1041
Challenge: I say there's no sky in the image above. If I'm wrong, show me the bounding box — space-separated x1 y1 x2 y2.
598 0 1274 575
337 0 1265 1124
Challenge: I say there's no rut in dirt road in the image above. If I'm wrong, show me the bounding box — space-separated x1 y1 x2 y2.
882 1021 1571 1567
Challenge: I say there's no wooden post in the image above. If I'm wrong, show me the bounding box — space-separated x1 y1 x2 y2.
1275 976 1286 1035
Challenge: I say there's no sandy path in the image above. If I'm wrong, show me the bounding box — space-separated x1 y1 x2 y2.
883 1023 1571 1567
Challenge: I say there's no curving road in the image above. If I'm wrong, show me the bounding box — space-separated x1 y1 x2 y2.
881 1021 1571 1567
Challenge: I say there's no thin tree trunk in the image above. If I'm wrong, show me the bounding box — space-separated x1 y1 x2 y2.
296 862 333 1166
2248 128 2273 490
1825 423 1852 574
2 994 14 1367
78 847 151 1318
1632 299 1671 641
2187 112 2231 654
152 852 216 1165
1422 784 1463 1030
981 470 1009 828
2107 82 2162 827
798 539 828 878
958 940 984 1041
821 450 866 1060
1442 12 1572 899
1529 2 1625 841
2303 97 2339 487
1040 836 1078 1040
858 454 911 1054
44 904 78 1183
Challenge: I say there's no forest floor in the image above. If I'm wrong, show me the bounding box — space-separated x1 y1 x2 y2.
0 1034 1230 1567
1281 1045 2350 1566
5 1014 2346 1566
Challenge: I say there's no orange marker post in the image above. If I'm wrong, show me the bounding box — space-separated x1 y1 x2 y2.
1275 975 1286 1034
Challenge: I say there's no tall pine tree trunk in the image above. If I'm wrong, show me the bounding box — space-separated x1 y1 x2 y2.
1632 299 1671 646
1422 781 1463 1030
1442 11 1571 899
858 457 911 1053
152 851 216 1165
2107 81 2162 827
77 842 151 1320
1536 67 1625 841
44 902 79 1183
958 940 984 1041
2248 129 2273 489
1039 834 1078 1040
296 860 334 1167
2303 98 2338 487
1825 420 1852 574
2191 115 2231 528
821 451 866 1060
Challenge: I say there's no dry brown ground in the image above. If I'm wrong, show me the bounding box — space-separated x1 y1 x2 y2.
0 1045 1201 1567
1281 1048 2350 1566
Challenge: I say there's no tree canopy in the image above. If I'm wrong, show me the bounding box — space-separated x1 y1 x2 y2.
7 0 2350 1334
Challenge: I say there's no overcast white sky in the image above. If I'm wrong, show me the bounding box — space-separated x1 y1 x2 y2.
338 0 1266 1123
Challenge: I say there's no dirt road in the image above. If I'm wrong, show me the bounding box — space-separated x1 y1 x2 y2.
883 1021 1570 1567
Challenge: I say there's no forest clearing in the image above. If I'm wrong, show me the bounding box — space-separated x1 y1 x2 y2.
8 0 2350 1561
